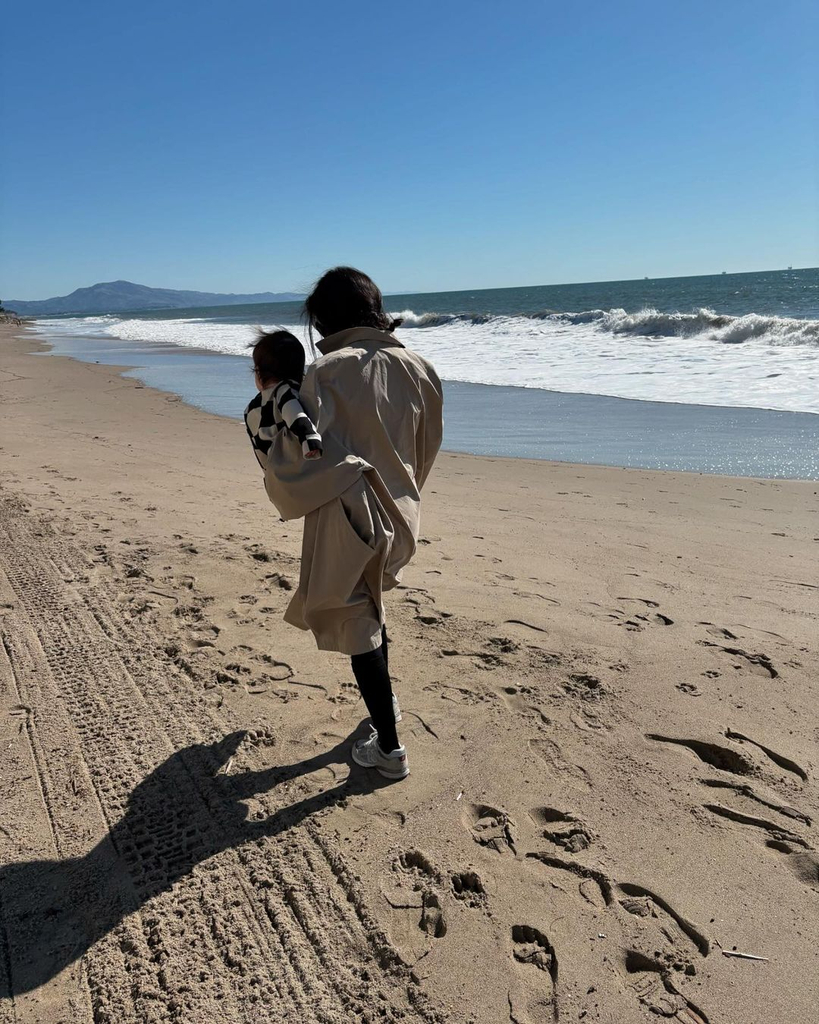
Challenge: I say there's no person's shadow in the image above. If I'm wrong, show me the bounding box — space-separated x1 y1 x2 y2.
0 726 388 999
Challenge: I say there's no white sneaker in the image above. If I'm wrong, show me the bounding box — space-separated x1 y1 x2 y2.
352 728 409 780
392 692 402 723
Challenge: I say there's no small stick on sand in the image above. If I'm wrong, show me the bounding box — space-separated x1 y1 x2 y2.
721 950 769 962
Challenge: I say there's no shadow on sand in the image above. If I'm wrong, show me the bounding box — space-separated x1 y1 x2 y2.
0 726 388 999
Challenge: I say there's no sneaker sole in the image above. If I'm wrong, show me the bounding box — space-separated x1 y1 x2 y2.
351 747 409 780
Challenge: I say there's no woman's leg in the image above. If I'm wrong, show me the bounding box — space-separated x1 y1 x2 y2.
350 638 400 753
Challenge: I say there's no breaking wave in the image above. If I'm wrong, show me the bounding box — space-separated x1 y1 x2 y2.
394 307 819 346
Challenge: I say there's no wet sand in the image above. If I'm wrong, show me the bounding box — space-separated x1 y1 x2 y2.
1 323 817 1024
35 328 819 477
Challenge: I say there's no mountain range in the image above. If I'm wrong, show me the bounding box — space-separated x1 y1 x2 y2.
5 280 304 315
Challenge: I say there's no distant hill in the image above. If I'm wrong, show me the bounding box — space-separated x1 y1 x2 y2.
7 280 305 315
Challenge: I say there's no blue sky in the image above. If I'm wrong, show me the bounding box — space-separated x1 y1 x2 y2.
1 0 816 299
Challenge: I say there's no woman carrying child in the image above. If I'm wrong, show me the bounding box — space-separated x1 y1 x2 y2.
245 267 443 780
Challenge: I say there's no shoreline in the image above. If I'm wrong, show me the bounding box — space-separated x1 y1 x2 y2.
27 323 819 479
1 320 817 1022
29 317 819 415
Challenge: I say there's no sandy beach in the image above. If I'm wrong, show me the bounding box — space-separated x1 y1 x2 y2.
1 321 817 1023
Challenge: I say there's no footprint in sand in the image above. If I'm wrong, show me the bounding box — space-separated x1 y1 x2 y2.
697 640 778 679
616 882 710 957
724 728 808 781
614 597 675 627
529 737 591 789
526 851 612 908
242 726 276 749
625 955 710 1023
465 803 517 855
646 734 757 777
529 807 595 853
382 851 448 958
396 848 441 881
703 803 818 888
244 543 272 563
699 778 811 825
508 925 558 1024
498 685 553 726
171 573 196 591
398 585 451 625
250 652 295 681
425 681 491 707
705 802 809 848
527 853 711 1020
584 599 673 630
648 730 809 792
419 892 447 938
264 572 293 591
450 870 487 907
560 672 609 702
416 611 446 626
439 648 504 670
698 623 739 640
486 636 520 655
512 590 561 606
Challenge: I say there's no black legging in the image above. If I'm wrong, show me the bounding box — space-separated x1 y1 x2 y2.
350 625 399 752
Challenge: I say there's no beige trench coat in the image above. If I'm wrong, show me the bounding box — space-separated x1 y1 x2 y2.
259 327 443 656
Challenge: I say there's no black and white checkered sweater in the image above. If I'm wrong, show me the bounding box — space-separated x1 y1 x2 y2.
244 380 323 467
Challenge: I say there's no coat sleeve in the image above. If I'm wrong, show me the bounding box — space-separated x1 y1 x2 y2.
261 364 368 520
414 360 444 491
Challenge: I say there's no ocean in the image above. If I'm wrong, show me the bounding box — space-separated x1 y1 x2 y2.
30 268 819 478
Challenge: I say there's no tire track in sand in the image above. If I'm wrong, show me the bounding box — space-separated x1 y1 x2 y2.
0 495 444 1024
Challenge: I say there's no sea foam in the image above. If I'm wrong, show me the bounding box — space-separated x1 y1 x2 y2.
32 305 819 415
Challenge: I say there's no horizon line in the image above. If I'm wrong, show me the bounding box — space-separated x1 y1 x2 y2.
8 264 816 306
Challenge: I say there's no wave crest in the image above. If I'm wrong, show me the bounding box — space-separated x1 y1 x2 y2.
391 309 499 328
392 306 819 346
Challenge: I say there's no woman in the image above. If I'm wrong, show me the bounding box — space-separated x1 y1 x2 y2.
255 267 443 780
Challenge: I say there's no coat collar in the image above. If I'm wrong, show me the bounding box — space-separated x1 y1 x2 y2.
317 326 404 356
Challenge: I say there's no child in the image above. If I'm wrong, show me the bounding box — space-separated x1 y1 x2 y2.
244 330 323 466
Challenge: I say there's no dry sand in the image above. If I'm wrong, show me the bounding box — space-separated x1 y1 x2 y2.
0 322 817 1024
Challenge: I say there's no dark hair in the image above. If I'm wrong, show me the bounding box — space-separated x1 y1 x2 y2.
304 266 403 339
248 329 306 385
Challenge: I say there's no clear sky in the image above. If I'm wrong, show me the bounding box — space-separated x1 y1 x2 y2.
1 0 817 300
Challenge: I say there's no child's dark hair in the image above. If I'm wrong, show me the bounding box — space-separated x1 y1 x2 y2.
249 329 306 386
304 266 403 340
